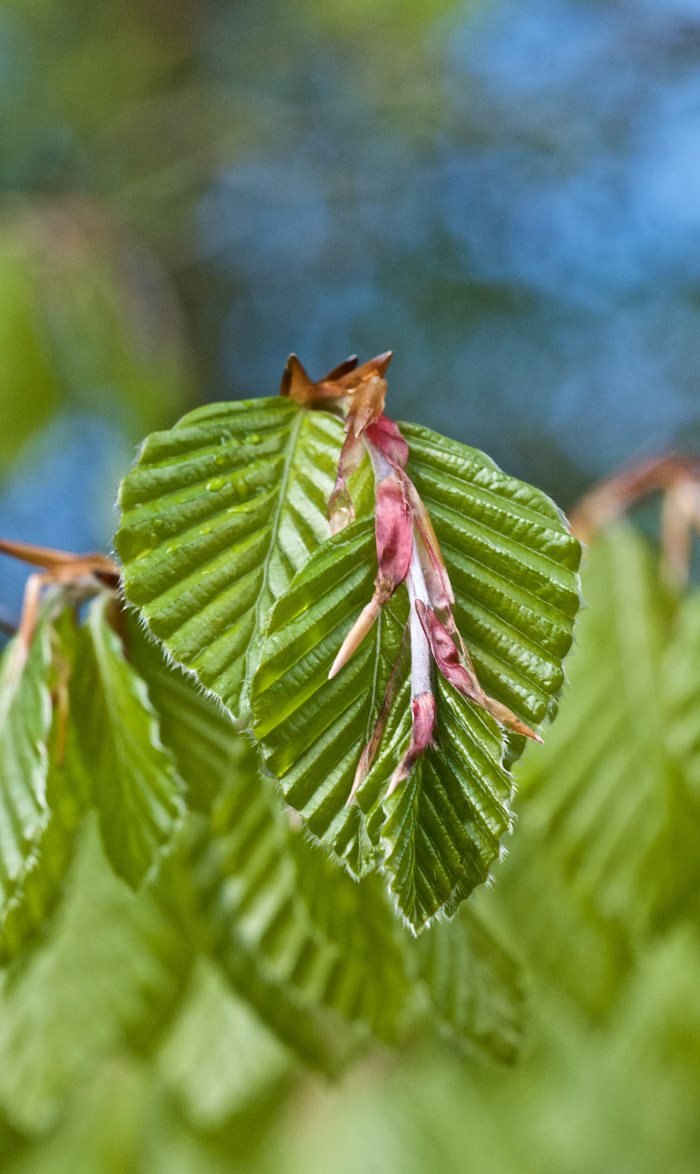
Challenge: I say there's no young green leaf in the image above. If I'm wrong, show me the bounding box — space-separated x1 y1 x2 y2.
191 739 412 1067
0 821 192 1133
417 905 524 1064
157 958 292 1137
0 622 59 962
516 523 692 936
252 520 527 930
70 594 185 888
115 398 373 721
401 422 581 751
0 625 52 896
116 391 579 928
128 618 245 813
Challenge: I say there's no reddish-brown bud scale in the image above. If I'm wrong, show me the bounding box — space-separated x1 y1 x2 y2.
415 600 542 743
387 691 438 796
375 476 413 592
410 691 438 755
415 600 482 701
365 414 409 469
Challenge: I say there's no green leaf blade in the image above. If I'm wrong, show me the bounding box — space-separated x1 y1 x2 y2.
193 741 412 1067
0 821 193 1133
417 906 525 1063
402 422 581 736
71 595 185 888
0 625 70 962
377 676 512 931
116 398 372 719
252 521 403 854
252 520 514 930
516 523 677 934
0 628 52 894
128 620 245 814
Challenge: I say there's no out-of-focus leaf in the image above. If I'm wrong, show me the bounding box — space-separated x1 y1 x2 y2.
485 834 634 1022
516 523 695 936
666 591 700 785
0 246 59 465
70 594 185 888
127 618 244 813
0 1053 230 1174
0 611 86 966
252 520 514 931
157 958 291 1137
0 624 53 961
417 905 524 1063
0 821 192 1133
192 739 412 1069
115 399 373 721
648 588 700 927
0 202 189 464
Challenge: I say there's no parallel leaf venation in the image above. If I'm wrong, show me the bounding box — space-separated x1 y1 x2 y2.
401 422 580 731
0 627 52 895
252 520 514 929
516 525 682 933
193 743 411 1057
117 399 374 718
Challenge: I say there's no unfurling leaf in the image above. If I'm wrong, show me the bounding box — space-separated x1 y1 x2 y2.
252 521 511 931
252 415 580 930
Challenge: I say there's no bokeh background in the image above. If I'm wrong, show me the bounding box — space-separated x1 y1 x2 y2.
2 0 700 1170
